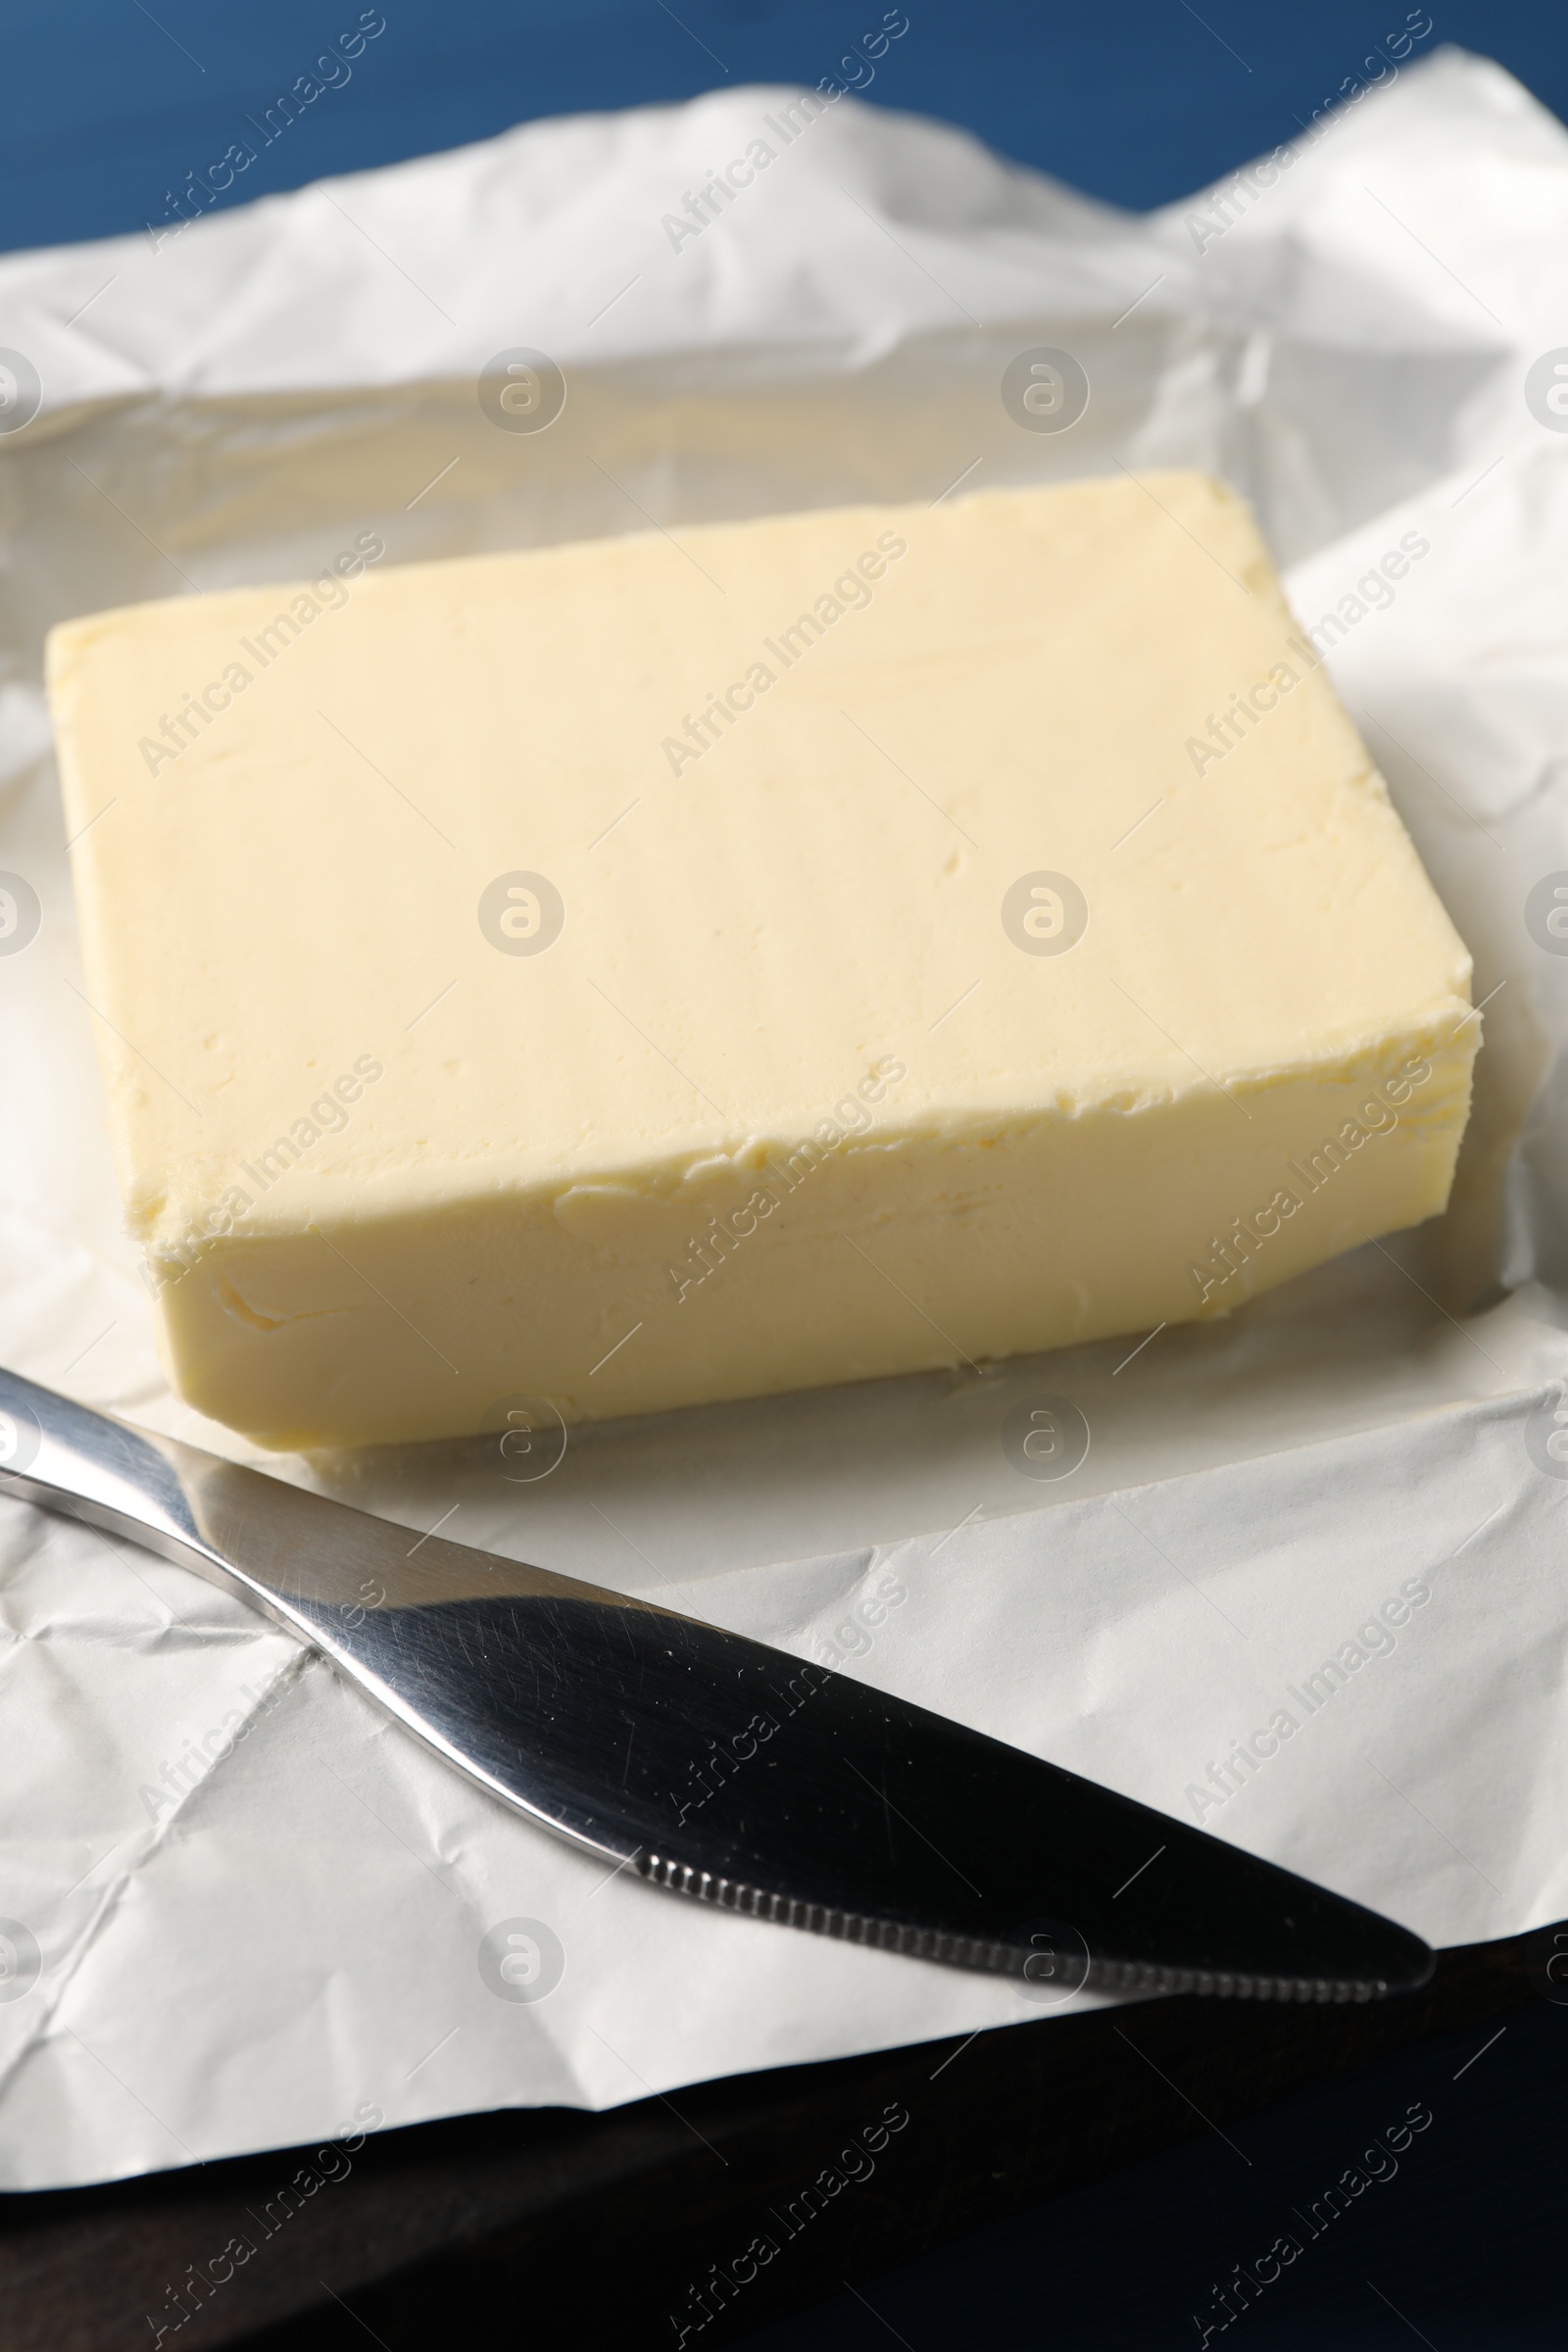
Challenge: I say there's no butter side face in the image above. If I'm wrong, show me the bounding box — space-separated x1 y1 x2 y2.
47 476 1476 1448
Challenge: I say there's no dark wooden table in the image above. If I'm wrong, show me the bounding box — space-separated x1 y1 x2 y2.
3 1920 1560 2350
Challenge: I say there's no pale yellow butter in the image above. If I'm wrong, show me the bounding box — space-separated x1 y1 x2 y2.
47 477 1476 1448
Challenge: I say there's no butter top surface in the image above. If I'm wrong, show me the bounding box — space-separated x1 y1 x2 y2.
47 474 1472 1249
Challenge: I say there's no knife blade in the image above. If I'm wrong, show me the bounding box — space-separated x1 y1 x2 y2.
0 1367 1432 2002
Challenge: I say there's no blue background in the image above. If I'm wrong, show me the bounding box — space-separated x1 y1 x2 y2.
2 0 1566 254
8 3 1567 2344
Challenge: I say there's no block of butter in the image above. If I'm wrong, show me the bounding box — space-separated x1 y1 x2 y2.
47 476 1476 1449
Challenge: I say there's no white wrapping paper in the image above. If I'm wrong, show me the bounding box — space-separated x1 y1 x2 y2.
4 46 1568 2190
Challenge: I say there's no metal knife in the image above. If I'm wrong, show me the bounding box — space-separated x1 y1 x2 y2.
0 1367 1432 2003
